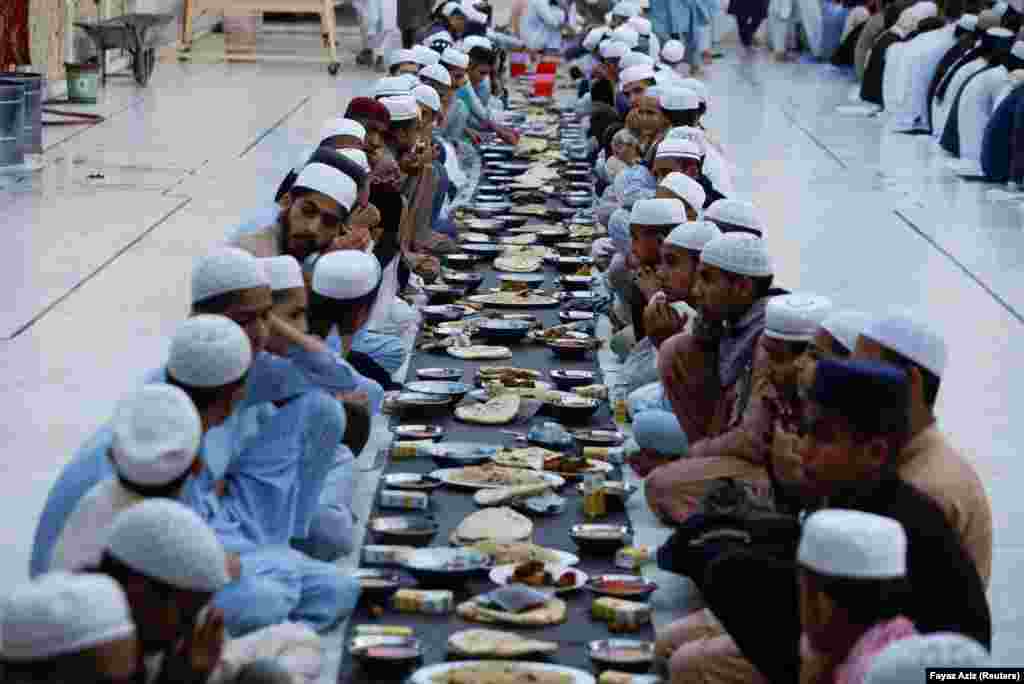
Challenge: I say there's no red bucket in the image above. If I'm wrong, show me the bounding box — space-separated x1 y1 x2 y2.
533 74 555 97
510 51 530 77
510 62 528 77
537 61 557 74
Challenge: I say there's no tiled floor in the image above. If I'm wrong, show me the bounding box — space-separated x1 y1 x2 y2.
3 32 1023 673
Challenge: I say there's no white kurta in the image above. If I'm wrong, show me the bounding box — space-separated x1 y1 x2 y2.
932 57 989 142
957 65 1009 163
889 26 956 131
51 479 143 571
882 35 913 113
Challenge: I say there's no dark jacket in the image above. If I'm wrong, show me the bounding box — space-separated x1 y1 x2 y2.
981 81 1024 183
703 475 992 684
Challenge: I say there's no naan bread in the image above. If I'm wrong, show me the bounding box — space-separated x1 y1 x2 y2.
455 394 521 425
515 204 549 216
516 137 549 155
493 446 561 470
448 346 512 360
469 541 568 565
493 256 542 273
457 597 567 626
461 232 491 243
448 630 558 657
431 663 571 684
501 234 537 246
478 367 541 381
455 507 533 543
502 245 550 259
471 293 557 307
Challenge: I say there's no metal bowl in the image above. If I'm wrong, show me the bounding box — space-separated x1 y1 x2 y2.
537 229 571 245
549 369 596 391
422 304 465 324
401 547 493 588
424 284 466 304
404 381 472 403
416 367 463 381
476 319 533 343
543 393 600 423
370 515 439 547
555 256 593 274
569 524 631 555
588 639 655 674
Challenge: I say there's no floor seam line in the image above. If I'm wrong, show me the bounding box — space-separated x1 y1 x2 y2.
4 197 193 340
239 96 313 159
892 209 1024 326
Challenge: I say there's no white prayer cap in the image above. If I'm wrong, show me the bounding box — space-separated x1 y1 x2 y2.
620 51 655 70
1013 40 1024 61
412 44 440 66
654 69 682 87
861 310 947 377
988 26 1015 38
440 1 463 16
798 509 907 579
655 138 702 160
631 198 687 227
704 198 765 235
387 49 417 70
864 634 989 684
628 16 653 34
620 64 656 86
820 309 871 353
659 172 706 211
1 573 135 660
678 77 708 104
957 13 977 29
294 162 358 212
441 47 470 68
994 1 1009 16
612 25 640 48
584 27 609 50
665 220 720 251
612 2 641 18
463 35 493 52
601 40 629 59
380 94 421 123
111 384 201 486
666 125 707 153
765 293 834 342
463 4 488 23
262 255 304 291
914 1 938 19
106 499 229 593
661 39 686 64
313 250 383 300
700 233 773 277
318 117 366 144
374 75 414 98
420 63 453 87
414 84 443 112
659 87 700 111
341 148 370 172
897 6 919 30
191 247 269 304
167 315 252 389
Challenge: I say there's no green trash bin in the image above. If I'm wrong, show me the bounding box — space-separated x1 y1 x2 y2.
65 62 100 103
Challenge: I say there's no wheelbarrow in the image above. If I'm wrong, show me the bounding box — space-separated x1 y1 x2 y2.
74 13 174 86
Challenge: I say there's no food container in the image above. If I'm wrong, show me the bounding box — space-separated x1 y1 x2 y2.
380 489 430 510
370 516 439 547
588 640 655 674
391 589 455 614
402 547 494 588
477 319 533 343
583 472 608 520
591 597 652 630
586 575 658 601
570 524 630 555
362 545 415 566
614 547 654 572
550 369 596 391
352 637 424 677
544 394 600 425
353 568 407 602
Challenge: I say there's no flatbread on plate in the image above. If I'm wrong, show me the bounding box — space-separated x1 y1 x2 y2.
455 394 521 425
448 629 558 657
455 507 533 543
493 446 561 470
448 346 512 360
457 596 567 626
469 293 558 308
468 541 575 566
500 234 537 246
437 464 551 488
493 256 542 273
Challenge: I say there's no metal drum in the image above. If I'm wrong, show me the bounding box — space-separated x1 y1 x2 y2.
0 72 44 154
0 80 26 167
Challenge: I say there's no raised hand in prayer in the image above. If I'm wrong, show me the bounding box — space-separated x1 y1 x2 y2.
494 125 521 145
643 299 688 347
331 225 372 252
635 266 661 300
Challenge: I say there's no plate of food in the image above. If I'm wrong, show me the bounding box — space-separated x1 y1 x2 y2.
585 575 659 601
493 255 543 273
477 367 543 386
500 233 537 246
490 562 588 593
369 515 439 547
468 292 558 308
383 472 444 490
448 345 513 360
468 541 578 567
492 446 559 470
455 393 522 425
543 454 613 479
410 661 594 684
587 639 655 673
447 629 558 659
450 507 534 546
572 428 625 447
416 367 463 381
402 547 494 587
431 465 564 490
